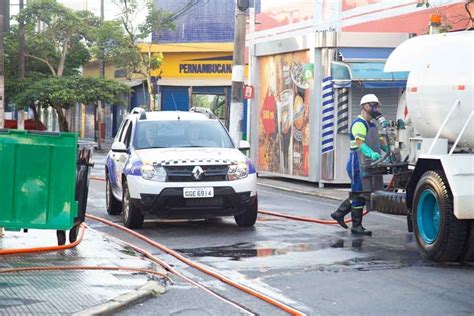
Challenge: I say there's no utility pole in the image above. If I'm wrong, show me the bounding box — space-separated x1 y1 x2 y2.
95 0 105 150
18 0 25 130
229 0 249 144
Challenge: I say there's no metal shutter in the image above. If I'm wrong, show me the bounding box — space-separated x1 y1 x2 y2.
350 86 402 122
161 86 190 111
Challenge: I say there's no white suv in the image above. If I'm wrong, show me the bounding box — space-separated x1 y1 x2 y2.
105 108 258 228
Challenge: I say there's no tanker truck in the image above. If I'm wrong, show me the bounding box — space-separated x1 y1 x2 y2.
367 30 474 262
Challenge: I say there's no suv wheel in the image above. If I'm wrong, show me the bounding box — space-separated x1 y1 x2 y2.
122 183 144 229
234 196 258 227
106 172 122 215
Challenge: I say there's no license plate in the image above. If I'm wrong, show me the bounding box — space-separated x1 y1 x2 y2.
183 187 214 199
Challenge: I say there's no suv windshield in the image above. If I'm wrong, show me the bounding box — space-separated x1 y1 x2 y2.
135 120 234 149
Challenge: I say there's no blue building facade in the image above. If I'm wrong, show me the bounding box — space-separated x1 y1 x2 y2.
153 0 260 43
148 0 259 138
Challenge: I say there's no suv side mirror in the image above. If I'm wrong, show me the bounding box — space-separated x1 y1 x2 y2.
111 142 128 153
238 140 250 151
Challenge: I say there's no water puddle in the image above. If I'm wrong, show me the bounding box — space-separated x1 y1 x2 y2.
177 241 317 261
175 234 469 271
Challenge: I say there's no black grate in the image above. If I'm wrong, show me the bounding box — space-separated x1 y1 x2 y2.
165 165 228 182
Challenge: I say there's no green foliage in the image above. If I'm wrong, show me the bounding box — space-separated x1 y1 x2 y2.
15 0 99 76
89 19 129 63
6 76 130 110
110 0 175 79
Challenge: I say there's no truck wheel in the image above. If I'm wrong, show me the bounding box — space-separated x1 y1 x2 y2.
462 221 474 262
106 172 122 215
122 183 144 229
412 170 468 262
371 190 408 215
234 196 258 227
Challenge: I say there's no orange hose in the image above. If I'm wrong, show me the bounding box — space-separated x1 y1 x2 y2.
86 214 305 316
0 224 86 255
258 209 369 225
0 265 169 281
96 228 255 315
91 176 366 227
0 222 254 313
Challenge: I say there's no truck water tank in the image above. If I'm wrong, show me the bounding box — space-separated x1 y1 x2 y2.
385 31 474 148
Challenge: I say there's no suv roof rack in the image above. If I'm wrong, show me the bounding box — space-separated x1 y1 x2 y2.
189 106 217 119
130 107 147 120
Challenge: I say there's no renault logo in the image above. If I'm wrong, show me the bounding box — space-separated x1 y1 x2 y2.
192 166 204 180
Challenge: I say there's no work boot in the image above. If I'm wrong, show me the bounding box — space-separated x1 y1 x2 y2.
330 198 351 229
351 207 372 236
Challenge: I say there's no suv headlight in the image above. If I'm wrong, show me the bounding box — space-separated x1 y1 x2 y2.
141 164 167 182
228 162 248 181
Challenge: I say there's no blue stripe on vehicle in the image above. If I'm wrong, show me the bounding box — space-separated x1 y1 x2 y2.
123 153 143 176
247 159 257 174
106 157 117 185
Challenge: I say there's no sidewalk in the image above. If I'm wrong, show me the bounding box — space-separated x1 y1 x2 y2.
0 228 166 315
257 176 349 202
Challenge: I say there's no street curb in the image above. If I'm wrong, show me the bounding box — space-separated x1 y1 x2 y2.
257 182 346 202
73 281 166 316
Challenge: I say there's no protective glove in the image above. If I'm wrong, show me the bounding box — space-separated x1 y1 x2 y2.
377 116 390 129
382 144 390 153
360 143 381 161
371 152 382 161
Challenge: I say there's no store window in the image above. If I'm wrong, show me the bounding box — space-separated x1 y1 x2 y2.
191 94 227 124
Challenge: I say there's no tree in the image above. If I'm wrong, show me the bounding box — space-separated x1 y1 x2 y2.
7 0 131 132
6 76 129 132
111 0 201 111
109 0 172 111
15 0 97 77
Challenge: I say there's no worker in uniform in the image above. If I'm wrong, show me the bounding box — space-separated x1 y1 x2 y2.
331 94 389 236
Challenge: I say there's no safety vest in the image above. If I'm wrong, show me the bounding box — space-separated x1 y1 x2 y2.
350 115 371 149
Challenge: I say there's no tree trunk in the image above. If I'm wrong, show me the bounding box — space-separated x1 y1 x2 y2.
17 110 25 130
146 75 156 111
54 105 69 132
95 102 102 150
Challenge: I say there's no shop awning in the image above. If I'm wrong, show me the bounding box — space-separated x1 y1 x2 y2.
332 48 408 89
338 47 395 62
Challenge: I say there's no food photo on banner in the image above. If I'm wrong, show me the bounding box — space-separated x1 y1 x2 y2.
258 51 313 177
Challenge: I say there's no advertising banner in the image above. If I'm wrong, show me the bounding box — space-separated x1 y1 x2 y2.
258 50 313 177
257 0 315 31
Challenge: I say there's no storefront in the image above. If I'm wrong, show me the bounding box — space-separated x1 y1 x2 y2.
249 31 409 184
150 44 248 130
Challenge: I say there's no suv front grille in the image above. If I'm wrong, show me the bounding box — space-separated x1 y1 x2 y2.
165 165 229 182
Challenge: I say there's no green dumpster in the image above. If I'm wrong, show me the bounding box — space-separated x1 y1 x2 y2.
0 130 79 232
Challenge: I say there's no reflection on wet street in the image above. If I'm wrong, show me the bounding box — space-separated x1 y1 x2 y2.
87 173 474 315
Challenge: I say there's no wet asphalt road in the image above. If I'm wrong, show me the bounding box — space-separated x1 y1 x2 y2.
86 154 474 315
